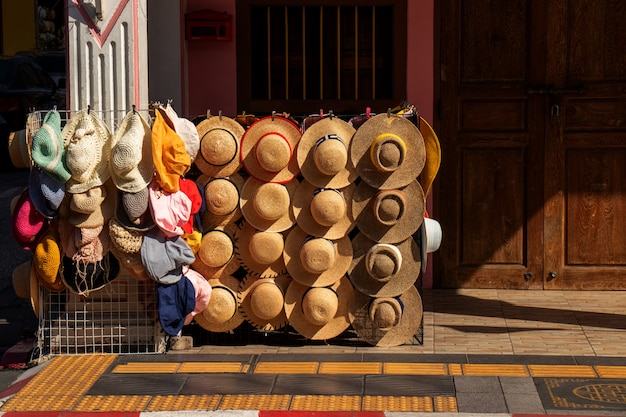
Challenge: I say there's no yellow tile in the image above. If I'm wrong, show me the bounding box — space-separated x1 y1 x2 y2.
318 362 382 374
219 394 291 410
290 395 361 411
177 362 244 373
112 362 180 374
434 396 458 412
73 395 151 412
594 366 626 378
384 363 448 375
146 395 221 411
462 364 528 377
362 396 434 412
254 361 318 374
448 363 463 375
528 365 597 377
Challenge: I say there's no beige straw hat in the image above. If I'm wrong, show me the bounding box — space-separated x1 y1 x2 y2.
297 117 357 188
197 173 244 229
350 285 423 347
240 176 298 232
284 276 355 340
195 115 244 177
238 273 292 331
348 232 420 297
240 115 302 183
292 180 355 239
283 226 352 288
234 220 287 278
350 113 425 190
352 179 424 244
8 129 30 169
193 224 241 279
194 274 244 333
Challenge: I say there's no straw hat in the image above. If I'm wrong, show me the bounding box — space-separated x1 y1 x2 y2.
194 115 244 177
234 220 287 278
12 260 32 300
197 173 244 229
350 285 423 347
33 228 66 292
30 109 71 183
110 109 154 193
240 176 298 232
194 274 244 333
193 224 240 279
60 179 117 229
284 275 354 340
348 232 420 297
29 166 65 219
352 179 424 244
350 113 426 190
62 108 112 194
284 226 352 288
108 215 144 271
163 103 200 162
151 108 191 193
8 129 30 169
418 116 441 201
292 180 355 239
419 216 442 273
240 115 302 183
297 117 357 188
238 273 292 331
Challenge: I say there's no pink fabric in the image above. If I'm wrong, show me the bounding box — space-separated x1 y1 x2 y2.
12 188 47 250
149 179 192 237
183 266 212 325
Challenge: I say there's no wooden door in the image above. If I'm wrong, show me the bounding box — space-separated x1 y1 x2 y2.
436 0 626 289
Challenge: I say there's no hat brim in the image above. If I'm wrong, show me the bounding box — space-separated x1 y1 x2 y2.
195 116 244 178
351 180 424 244
234 220 287 278
240 176 298 232
30 262 40 318
284 226 352 287
350 113 426 190
418 116 441 201
240 116 302 183
237 274 291 331
193 274 245 333
297 117 358 188
349 286 423 347
292 180 356 240
193 223 241 279
284 276 354 340
197 173 244 229
348 232 421 297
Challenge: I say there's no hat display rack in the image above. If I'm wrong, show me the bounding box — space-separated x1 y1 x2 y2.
9 102 442 355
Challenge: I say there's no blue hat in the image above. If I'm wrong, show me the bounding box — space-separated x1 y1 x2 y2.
157 276 196 336
29 167 65 218
140 228 196 284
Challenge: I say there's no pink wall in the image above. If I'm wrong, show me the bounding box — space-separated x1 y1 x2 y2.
183 0 436 286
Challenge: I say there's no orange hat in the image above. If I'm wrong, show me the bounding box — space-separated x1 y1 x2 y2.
151 108 191 193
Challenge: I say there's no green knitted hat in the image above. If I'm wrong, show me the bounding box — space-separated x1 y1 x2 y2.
30 110 71 183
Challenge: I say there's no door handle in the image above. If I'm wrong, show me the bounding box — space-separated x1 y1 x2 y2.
526 85 585 95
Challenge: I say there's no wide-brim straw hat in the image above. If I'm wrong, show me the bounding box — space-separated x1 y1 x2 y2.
197 173 244 229
234 220 287 278
284 226 352 288
352 179 424 244
110 110 154 193
418 116 441 201
419 216 442 273
284 275 354 340
12 260 40 316
195 115 244 177
62 108 113 194
193 274 245 333
240 176 298 232
297 117 357 188
350 285 423 347
8 129 30 169
348 232 420 297
238 273 292 331
240 115 302 183
350 113 426 190
193 224 240 279
292 180 355 239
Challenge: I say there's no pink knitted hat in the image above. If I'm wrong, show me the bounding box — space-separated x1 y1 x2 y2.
11 188 48 250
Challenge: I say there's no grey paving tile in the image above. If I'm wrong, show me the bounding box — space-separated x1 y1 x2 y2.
504 392 545 413
365 375 455 396
499 376 538 394
454 375 502 393
456 391 508 413
180 374 276 395
87 374 188 395
272 374 363 395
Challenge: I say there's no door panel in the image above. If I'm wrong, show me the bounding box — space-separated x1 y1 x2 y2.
437 0 626 289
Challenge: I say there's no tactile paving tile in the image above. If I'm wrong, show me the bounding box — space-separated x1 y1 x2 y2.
362 395 434 412
318 362 382 374
177 361 245 373
219 394 291 410
254 361 319 374
146 395 221 411
364 375 455 396
73 395 151 412
595 366 626 378
528 365 597 377
289 395 361 411
434 396 459 412
112 362 180 373
383 362 448 375
462 363 528 376
272 375 364 395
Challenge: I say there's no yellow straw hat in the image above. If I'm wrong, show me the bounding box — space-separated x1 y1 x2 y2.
194 274 244 333
197 173 244 229
240 176 298 232
193 224 241 279
234 220 287 278
237 273 292 331
195 115 244 177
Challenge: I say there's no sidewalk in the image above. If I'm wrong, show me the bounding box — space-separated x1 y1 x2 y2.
1 289 625 416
